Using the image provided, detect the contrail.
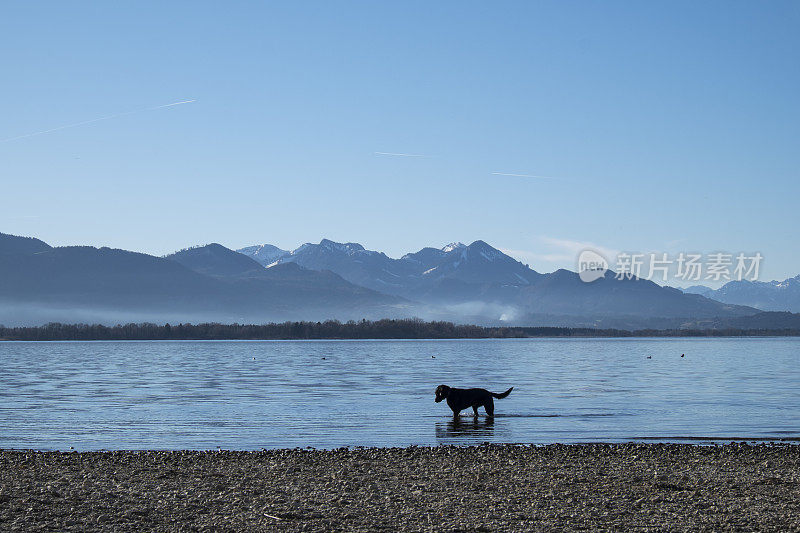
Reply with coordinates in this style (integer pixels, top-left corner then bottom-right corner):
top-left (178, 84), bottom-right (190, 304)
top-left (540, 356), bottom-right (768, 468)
top-left (374, 151), bottom-right (429, 157)
top-left (491, 172), bottom-right (560, 180)
top-left (0, 99), bottom-right (196, 143)
top-left (149, 99), bottom-right (196, 109)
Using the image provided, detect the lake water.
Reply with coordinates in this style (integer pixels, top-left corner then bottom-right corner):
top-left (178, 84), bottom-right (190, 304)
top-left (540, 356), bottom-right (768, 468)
top-left (1, 338), bottom-right (799, 450)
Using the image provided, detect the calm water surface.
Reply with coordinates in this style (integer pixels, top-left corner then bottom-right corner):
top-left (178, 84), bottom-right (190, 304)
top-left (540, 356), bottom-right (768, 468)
top-left (1, 338), bottom-right (799, 450)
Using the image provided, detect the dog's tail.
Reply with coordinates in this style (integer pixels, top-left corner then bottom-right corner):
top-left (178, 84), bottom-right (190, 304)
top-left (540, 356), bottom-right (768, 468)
top-left (491, 387), bottom-right (513, 399)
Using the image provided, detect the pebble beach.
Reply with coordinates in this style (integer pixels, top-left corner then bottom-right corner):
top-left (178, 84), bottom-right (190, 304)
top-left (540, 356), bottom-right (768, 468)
top-left (3, 443), bottom-right (800, 531)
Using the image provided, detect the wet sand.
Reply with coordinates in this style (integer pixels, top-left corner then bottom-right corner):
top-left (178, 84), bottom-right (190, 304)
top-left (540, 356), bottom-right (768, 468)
top-left (2, 443), bottom-right (800, 532)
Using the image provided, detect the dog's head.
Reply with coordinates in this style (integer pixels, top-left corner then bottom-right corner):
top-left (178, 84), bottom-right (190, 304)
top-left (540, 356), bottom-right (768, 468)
top-left (435, 384), bottom-right (450, 403)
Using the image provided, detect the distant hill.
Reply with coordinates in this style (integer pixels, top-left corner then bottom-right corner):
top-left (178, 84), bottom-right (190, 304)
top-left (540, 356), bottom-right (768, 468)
top-left (515, 270), bottom-right (753, 320)
top-left (169, 243), bottom-right (404, 311)
top-left (0, 232), bottom-right (785, 328)
top-left (167, 243), bottom-right (267, 277)
top-left (0, 232), bottom-right (51, 255)
top-left (0, 244), bottom-right (218, 305)
top-left (679, 276), bottom-right (800, 313)
top-left (681, 285), bottom-right (714, 297)
top-left (236, 244), bottom-right (288, 267)
top-left (709, 276), bottom-right (800, 312)
top-left (241, 239), bottom-right (541, 300)
top-left (0, 238), bottom-right (405, 326)
top-left (678, 311), bottom-right (800, 330)
top-left (239, 238), bottom-right (757, 324)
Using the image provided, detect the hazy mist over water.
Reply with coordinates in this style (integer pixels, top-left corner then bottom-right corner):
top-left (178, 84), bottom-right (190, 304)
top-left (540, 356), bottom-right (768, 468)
top-left (1, 338), bottom-right (799, 450)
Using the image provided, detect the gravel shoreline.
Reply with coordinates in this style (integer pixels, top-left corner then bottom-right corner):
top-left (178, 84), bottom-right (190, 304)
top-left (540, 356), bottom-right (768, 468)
top-left (2, 443), bottom-right (800, 532)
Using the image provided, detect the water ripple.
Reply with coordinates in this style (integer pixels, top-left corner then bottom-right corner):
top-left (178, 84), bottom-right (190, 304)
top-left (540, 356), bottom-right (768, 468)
top-left (0, 338), bottom-right (798, 450)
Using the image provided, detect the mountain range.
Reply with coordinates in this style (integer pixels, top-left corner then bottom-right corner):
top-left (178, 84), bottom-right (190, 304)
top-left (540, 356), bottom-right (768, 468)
top-left (237, 239), bottom-right (763, 328)
top-left (241, 239), bottom-right (540, 301)
top-left (680, 276), bottom-right (800, 313)
top-left (0, 234), bottom-right (405, 326)
top-left (1, 231), bottom-right (796, 329)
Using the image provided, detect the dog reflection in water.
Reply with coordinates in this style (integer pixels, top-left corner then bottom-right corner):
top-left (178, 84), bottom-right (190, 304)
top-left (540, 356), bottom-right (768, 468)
top-left (435, 416), bottom-right (495, 439)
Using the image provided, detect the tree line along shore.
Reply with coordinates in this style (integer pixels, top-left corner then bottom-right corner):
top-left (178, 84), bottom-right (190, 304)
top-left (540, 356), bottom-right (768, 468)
top-left (0, 319), bottom-right (798, 341)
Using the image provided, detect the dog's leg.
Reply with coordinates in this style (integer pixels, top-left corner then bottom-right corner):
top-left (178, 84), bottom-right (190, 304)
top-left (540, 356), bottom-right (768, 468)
top-left (484, 398), bottom-right (495, 417)
top-left (472, 406), bottom-right (479, 417)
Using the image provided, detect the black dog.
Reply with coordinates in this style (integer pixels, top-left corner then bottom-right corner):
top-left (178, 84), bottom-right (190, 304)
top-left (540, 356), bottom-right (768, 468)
top-left (435, 385), bottom-right (513, 417)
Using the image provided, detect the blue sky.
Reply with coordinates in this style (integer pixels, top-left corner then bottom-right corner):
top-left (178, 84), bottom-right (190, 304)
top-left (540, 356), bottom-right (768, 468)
top-left (2, 2), bottom-right (798, 283)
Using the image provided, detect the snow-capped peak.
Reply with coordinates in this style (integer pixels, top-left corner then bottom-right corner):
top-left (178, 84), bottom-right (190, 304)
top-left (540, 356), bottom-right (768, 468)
top-left (236, 243), bottom-right (289, 267)
top-left (442, 242), bottom-right (466, 253)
